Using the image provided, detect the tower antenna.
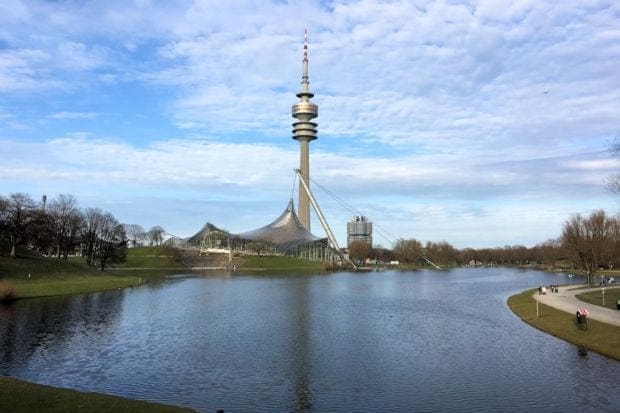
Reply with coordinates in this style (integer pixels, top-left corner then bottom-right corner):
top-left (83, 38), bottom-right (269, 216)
top-left (292, 29), bottom-right (318, 231)
top-left (304, 28), bottom-right (308, 61)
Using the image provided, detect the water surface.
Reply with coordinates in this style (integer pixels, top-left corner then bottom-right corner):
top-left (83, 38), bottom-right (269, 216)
top-left (1, 268), bottom-right (618, 412)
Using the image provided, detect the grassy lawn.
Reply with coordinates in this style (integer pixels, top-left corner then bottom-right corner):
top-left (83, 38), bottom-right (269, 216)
top-left (239, 255), bottom-right (326, 272)
top-left (576, 286), bottom-right (620, 310)
top-left (0, 247), bottom-right (186, 300)
top-left (0, 376), bottom-right (194, 413)
top-left (112, 246), bottom-right (185, 269)
top-left (0, 248), bottom-right (332, 299)
top-left (507, 289), bottom-right (620, 361)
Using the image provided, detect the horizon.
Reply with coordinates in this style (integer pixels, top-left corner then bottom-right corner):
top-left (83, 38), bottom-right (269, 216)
top-left (1, 1), bottom-right (619, 249)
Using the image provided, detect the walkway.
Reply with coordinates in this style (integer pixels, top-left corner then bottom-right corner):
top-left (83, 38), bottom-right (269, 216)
top-left (533, 285), bottom-right (620, 327)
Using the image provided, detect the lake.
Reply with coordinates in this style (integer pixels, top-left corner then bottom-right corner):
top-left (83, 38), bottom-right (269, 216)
top-left (1, 268), bottom-right (618, 412)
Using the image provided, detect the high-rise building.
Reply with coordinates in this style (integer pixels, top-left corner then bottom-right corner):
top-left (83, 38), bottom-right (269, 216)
top-left (347, 216), bottom-right (372, 248)
top-left (292, 29), bottom-right (318, 231)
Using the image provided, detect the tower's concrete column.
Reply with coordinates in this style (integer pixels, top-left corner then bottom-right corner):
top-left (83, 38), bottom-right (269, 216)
top-left (298, 139), bottom-right (310, 229)
top-left (291, 29), bottom-right (317, 231)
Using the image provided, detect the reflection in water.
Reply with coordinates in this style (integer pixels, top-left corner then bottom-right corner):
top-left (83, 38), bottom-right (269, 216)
top-left (0, 291), bottom-right (124, 377)
top-left (0, 302), bottom-right (17, 366)
top-left (290, 277), bottom-right (312, 412)
top-left (0, 269), bottom-right (618, 412)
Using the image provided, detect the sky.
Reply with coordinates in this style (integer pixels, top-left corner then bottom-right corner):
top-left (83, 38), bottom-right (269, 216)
top-left (0, 0), bottom-right (619, 249)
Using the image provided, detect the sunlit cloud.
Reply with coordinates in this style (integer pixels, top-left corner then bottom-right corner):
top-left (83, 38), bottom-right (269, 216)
top-left (0, 0), bottom-right (618, 247)
top-left (48, 112), bottom-right (99, 120)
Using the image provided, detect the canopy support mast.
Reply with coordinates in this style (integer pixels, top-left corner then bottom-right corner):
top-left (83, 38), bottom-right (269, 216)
top-left (294, 169), bottom-right (357, 270)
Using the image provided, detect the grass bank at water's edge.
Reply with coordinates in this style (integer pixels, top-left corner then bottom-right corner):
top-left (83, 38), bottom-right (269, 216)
top-left (507, 288), bottom-right (620, 361)
top-left (0, 376), bottom-right (194, 413)
top-left (0, 248), bottom-right (332, 299)
top-left (0, 247), bottom-right (186, 300)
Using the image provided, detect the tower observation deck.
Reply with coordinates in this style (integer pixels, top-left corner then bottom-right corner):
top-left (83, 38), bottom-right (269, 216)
top-left (292, 29), bottom-right (318, 231)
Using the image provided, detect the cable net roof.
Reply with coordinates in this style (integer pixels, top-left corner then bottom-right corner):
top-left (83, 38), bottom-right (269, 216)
top-left (235, 199), bottom-right (324, 245)
top-left (185, 222), bottom-right (230, 245)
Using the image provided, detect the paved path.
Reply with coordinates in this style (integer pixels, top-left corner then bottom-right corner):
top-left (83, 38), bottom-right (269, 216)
top-left (533, 285), bottom-right (620, 327)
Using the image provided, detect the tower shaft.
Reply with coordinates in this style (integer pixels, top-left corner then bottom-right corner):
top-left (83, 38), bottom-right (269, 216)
top-left (298, 139), bottom-right (310, 230)
top-left (292, 29), bottom-right (318, 231)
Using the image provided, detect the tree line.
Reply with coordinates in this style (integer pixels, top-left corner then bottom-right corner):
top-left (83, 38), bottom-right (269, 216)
top-left (2, 192), bottom-right (618, 284)
top-left (351, 210), bottom-right (619, 285)
top-left (0, 192), bottom-right (166, 270)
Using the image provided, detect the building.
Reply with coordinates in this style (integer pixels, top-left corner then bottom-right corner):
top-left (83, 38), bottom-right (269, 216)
top-left (291, 29), bottom-right (318, 231)
top-left (182, 31), bottom-right (342, 265)
top-left (183, 32), bottom-right (331, 261)
top-left (185, 200), bottom-right (332, 261)
top-left (347, 216), bottom-right (372, 248)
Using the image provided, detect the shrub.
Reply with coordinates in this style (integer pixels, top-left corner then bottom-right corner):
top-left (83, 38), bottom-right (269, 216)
top-left (0, 281), bottom-right (18, 302)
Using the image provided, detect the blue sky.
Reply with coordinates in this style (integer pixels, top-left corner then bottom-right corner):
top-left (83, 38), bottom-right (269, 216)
top-left (1, 0), bottom-right (618, 248)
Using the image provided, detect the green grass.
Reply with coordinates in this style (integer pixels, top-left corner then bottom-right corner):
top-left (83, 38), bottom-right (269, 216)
top-left (576, 286), bottom-right (620, 310)
top-left (508, 288), bottom-right (620, 361)
top-left (0, 247), bottom-right (187, 300)
top-left (0, 247), bottom-right (334, 298)
top-left (113, 246), bottom-right (184, 269)
top-left (0, 376), bottom-right (194, 412)
top-left (239, 255), bottom-right (326, 272)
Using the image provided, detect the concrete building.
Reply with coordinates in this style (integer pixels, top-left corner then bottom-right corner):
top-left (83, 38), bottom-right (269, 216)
top-left (292, 29), bottom-right (318, 231)
top-left (347, 216), bottom-right (373, 248)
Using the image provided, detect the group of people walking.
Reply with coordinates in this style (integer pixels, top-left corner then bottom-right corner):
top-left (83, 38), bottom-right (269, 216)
top-left (538, 285), bottom-right (559, 295)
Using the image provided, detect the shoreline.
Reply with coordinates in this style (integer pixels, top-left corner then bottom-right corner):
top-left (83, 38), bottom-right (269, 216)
top-left (0, 375), bottom-right (195, 412)
top-left (532, 285), bottom-right (620, 326)
top-left (507, 288), bottom-right (620, 361)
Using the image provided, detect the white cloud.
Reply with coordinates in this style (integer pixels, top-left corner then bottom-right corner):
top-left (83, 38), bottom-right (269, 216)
top-left (0, 48), bottom-right (58, 92)
top-left (0, 135), bottom-right (616, 247)
top-left (562, 158), bottom-right (620, 172)
top-left (0, 1), bottom-right (619, 248)
top-left (48, 112), bottom-right (99, 120)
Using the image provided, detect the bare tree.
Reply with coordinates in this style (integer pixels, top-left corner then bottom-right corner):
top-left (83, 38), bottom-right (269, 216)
top-left (424, 241), bottom-right (457, 266)
top-left (147, 226), bottom-right (165, 246)
top-left (348, 240), bottom-right (371, 262)
top-left (5, 193), bottom-right (36, 257)
top-left (0, 196), bottom-right (9, 250)
top-left (27, 205), bottom-right (54, 255)
top-left (95, 212), bottom-right (127, 270)
top-left (529, 239), bottom-right (563, 267)
top-left (393, 238), bottom-right (422, 264)
top-left (48, 194), bottom-right (84, 260)
top-left (0, 196), bottom-right (9, 254)
top-left (82, 208), bottom-right (104, 266)
top-left (561, 210), bottom-right (617, 286)
top-left (124, 223), bottom-right (146, 247)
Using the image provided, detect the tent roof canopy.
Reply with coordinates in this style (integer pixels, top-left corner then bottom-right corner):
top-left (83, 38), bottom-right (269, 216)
top-left (235, 199), bottom-right (325, 246)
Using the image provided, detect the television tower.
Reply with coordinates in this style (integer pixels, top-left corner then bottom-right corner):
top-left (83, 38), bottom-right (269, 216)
top-left (292, 29), bottom-right (318, 231)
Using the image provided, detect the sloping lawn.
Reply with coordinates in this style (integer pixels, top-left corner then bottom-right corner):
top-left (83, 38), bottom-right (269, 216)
top-left (0, 376), bottom-right (194, 413)
top-left (0, 247), bottom-right (186, 300)
top-left (508, 288), bottom-right (620, 361)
